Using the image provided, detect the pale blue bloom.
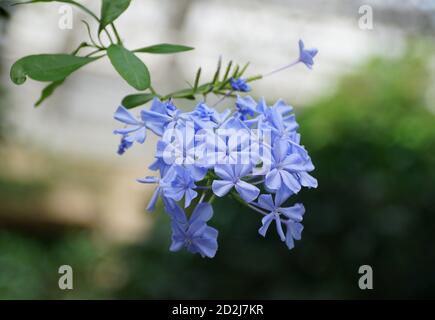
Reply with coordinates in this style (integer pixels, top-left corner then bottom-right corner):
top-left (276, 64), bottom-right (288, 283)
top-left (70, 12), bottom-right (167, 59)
top-left (164, 166), bottom-right (199, 208)
top-left (167, 202), bottom-right (218, 258)
top-left (117, 137), bottom-right (133, 155)
top-left (256, 189), bottom-right (305, 250)
top-left (212, 164), bottom-right (260, 203)
top-left (235, 95), bottom-right (256, 120)
top-left (298, 39), bottom-right (318, 69)
top-left (265, 139), bottom-right (317, 194)
top-left (113, 106), bottom-right (147, 154)
top-left (115, 84), bottom-right (317, 257)
top-left (229, 78), bottom-right (251, 92)
top-left (137, 169), bottom-right (176, 211)
top-left (141, 98), bottom-right (187, 135)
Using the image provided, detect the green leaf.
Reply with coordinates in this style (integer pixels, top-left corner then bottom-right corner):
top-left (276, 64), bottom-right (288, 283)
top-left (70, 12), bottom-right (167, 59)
top-left (107, 44), bottom-right (150, 91)
top-left (35, 79), bottom-right (65, 107)
top-left (193, 67), bottom-right (201, 91)
top-left (121, 93), bottom-right (155, 109)
top-left (134, 43), bottom-right (194, 54)
top-left (99, 0), bottom-right (131, 33)
top-left (13, 0), bottom-right (74, 4)
top-left (10, 54), bottom-right (96, 84)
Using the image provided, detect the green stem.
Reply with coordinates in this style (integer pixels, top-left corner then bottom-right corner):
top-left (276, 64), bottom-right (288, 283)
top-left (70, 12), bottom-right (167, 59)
top-left (85, 48), bottom-right (103, 57)
top-left (246, 74), bottom-right (263, 82)
top-left (68, 1), bottom-right (114, 45)
top-left (208, 194), bottom-right (216, 204)
top-left (71, 42), bottom-right (90, 55)
top-left (230, 192), bottom-right (267, 215)
top-left (111, 23), bottom-right (123, 44)
top-left (81, 20), bottom-right (105, 49)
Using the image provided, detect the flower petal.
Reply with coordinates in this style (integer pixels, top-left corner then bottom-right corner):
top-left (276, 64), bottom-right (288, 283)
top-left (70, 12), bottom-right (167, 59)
top-left (114, 106), bottom-right (140, 125)
top-left (190, 202), bottom-right (214, 225)
top-left (280, 203), bottom-right (305, 222)
top-left (235, 180), bottom-right (260, 203)
top-left (280, 170), bottom-right (301, 194)
top-left (299, 172), bottom-right (318, 188)
top-left (184, 188), bottom-right (198, 208)
top-left (212, 180), bottom-right (234, 197)
top-left (214, 165), bottom-right (234, 181)
top-left (256, 194), bottom-right (275, 211)
top-left (258, 213), bottom-right (274, 237)
top-left (265, 168), bottom-right (282, 190)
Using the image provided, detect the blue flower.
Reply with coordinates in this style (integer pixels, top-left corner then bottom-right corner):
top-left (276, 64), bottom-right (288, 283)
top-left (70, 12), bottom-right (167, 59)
top-left (212, 164), bottom-right (260, 203)
top-left (141, 98), bottom-right (186, 135)
top-left (284, 220), bottom-right (304, 250)
top-left (235, 95), bottom-right (256, 120)
top-left (256, 189), bottom-right (305, 250)
top-left (167, 202), bottom-right (219, 258)
top-left (190, 102), bottom-right (231, 130)
top-left (190, 102), bottom-right (218, 129)
top-left (205, 129), bottom-right (251, 166)
top-left (117, 92), bottom-right (317, 256)
top-left (229, 78), bottom-right (251, 92)
top-left (265, 139), bottom-right (317, 194)
top-left (298, 39), bottom-right (318, 69)
top-left (117, 137), bottom-right (133, 155)
top-left (113, 106), bottom-right (147, 154)
top-left (165, 166), bottom-right (199, 208)
top-left (137, 169), bottom-right (176, 211)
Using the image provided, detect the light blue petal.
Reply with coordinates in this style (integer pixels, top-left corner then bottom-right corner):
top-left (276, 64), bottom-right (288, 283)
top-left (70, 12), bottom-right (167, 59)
top-left (214, 165), bottom-right (234, 181)
top-left (190, 202), bottom-right (214, 225)
top-left (124, 126), bottom-right (146, 144)
top-left (256, 194), bottom-right (275, 211)
top-left (169, 239), bottom-right (185, 252)
top-left (146, 187), bottom-right (161, 212)
top-left (280, 203), bottom-right (305, 222)
top-left (275, 217), bottom-right (286, 241)
top-left (299, 172), bottom-right (318, 188)
top-left (235, 180), bottom-right (260, 203)
top-left (193, 236), bottom-right (218, 258)
top-left (113, 125), bottom-right (142, 135)
top-left (274, 187), bottom-right (293, 207)
top-left (265, 168), bottom-right (281, 190)
top-left (212, 180), bottom-right (234, 197)
top-left (280, 170), bottom-right (301, 194)
top-left (184, 188), bottom-right (198, 208)
top-left (258, 214), bottom-right (274, 237)
top-left (272, 139), bottom-right (289, 163)
top-left (114, 106), bottom-right (140, 125)
top-left (137, 176), bottom-right (158, 184)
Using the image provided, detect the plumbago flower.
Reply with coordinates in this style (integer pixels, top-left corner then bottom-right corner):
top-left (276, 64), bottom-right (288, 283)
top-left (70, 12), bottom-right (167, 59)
top-left (113, 39), bottom-right (318, 258)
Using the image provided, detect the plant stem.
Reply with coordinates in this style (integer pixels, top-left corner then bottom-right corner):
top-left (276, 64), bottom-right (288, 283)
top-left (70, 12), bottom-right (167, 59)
top-left (68, 1), bottom-right (114, 45)
top-left (230, 191), bottom-right (266, 215)
top-left (85, 48), bottom-right (103, 57)
top-left (111, 22), bottom-right (123, 44)
top-left (198, 191), bottom-right (207, 204)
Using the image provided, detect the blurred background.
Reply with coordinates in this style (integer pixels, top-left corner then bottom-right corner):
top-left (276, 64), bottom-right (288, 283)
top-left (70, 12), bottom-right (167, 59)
top-left (0, 0), bottom-right (434, 299)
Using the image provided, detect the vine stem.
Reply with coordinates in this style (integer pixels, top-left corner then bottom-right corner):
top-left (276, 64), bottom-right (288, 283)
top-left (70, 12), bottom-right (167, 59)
top-left (111, 23), bottom-right (123, 44)
top-left (262, 60), bottom-right (299, 77)
top-left (212, 89), bottom-right (234, 107)
top-left (230, 192), bottom-right (267, 216)
top-left (62, 1), bottom-right (115, 45)
top-left (198, 191), bottom-right (207, 204)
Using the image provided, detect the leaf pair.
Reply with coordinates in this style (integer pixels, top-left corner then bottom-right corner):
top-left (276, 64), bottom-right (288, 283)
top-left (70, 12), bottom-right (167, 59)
top-left (9, 0), bottom-right (195, 107)
top-left (107, 43), bottom-right (195, 92)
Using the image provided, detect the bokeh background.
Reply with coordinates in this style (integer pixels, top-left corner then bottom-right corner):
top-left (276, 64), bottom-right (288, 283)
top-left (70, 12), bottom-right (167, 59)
top-left (0, 0), bottom-right (434, 299)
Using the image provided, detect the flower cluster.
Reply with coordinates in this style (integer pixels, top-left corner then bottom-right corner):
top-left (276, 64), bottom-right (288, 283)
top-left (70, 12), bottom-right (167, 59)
top-left (113, 39), bottom-right (318, 258)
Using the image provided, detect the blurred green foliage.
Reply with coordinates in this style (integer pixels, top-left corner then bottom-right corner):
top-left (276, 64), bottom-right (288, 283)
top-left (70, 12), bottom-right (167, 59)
top-left (0, 47), bottom-right (434, 299)
top-left (0, 232), bottom-right (114, 299)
